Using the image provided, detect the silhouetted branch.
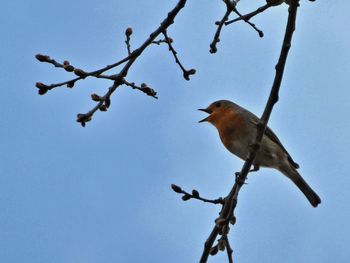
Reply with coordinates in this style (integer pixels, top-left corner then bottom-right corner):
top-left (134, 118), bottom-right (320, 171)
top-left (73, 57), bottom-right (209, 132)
top-left (35, 0), bottom-right (192, 127)
top-left (225, 1), bottom-right (276, 26)
top-left (162, 30), bottom-right (196, 80)
top-left (152, 37), bottom-right (173, 45)
top-left (223, 235), bottom-right (233, 263)
top-left (122, 80), bottom-right (158, 99)
top-left (210, 0), bottom-right (267, 54)
top-left (171, 184), bottom-right (224, 205)
top-left (225, 0), bottom-right (315, 26)
top-left (210, 8), bottom-right (232, 54)
top-left (174, 1), bottom-right (301, 262)
top-left (125, 27), bottom-right (133, 55)
top-left (231, 7), bottom-right (264, 37)
top-left (35, 52), bottom-right (133, 92)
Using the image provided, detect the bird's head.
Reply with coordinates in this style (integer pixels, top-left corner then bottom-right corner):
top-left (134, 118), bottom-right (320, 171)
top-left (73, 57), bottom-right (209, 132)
top-left (198, 100), bottom-right (234, 124)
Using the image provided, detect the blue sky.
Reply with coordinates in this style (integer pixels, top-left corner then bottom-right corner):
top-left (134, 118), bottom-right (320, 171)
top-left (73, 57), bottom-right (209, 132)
top-left (1, 1), bottom-right (349, 262)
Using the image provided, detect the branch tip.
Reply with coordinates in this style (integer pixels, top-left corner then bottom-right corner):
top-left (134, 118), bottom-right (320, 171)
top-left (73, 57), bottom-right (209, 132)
top-left (35, 54), bottom-right (50, 62)
top-left (171, 184), bottom-right (183, 193)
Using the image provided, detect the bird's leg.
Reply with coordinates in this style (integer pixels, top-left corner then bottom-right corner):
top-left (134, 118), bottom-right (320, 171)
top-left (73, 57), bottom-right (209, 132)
top-left (249, 165), bottom-right (260, 173)
top-left (234, 165), bottom-right (259, 184)
top-left (235, 165), bottom-right (259, 177)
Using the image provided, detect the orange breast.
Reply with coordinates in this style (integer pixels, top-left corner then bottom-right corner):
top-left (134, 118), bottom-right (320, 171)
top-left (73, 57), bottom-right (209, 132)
top-left (210, 109), bottom-right (245, 146)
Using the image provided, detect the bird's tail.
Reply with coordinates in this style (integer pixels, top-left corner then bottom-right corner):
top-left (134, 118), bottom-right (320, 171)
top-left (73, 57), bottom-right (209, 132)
top-left (279, 165), bottom-right (321, 207)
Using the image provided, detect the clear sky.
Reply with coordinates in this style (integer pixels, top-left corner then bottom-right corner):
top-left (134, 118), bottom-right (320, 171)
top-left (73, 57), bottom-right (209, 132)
top-left (1, 1), bottom-right (349, 262)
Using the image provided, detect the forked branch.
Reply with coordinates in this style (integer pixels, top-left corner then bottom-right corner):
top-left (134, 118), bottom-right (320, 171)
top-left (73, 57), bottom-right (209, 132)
top-left (35, 0), bottom-right (193, 127)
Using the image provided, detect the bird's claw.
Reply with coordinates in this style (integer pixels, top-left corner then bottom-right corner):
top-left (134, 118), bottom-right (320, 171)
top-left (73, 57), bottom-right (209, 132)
top-left (249, 165), bottom-right (260, 173)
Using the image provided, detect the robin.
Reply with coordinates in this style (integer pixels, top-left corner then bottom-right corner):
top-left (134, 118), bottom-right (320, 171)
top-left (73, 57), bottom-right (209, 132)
top-left (198, 100), bottom-right (321, 207)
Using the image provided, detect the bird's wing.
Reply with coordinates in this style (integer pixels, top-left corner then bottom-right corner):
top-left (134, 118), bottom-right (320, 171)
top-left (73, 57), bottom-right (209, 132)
top-left (247, 115), bottom-right (300, 169)
top-left (264, 126), bottom-right (300, 169)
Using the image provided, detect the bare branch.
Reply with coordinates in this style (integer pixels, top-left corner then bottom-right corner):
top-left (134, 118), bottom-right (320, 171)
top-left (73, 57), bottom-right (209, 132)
top-left (209, 0), bottom-right (239, 54)
top-left (122, 80), bottom-right (158, 99)
top-left (225, 0), bottom-right (280, 26)
top-left (125, 27), bottom-right (133, 55)
top-left (198, 1), bottom-right (301, 262)
top-left (36, 0), bottom-right (190, 126)
top-left (35, 53), bottom-right (133, 92)
top-left (231, 7), bottom-right (264, 37)
top-left (223, 235), bottom-right (233, 263)
top-left (210, 8), bottom-right (232, 54)
top-left (171, 184), bottom-right (224, 205)
top-left (152, 37), bottom-right (173, 45)
top-left (210, 0), bottom-right (264, 54)
top-left (162, 30), bottom-right (196, 80)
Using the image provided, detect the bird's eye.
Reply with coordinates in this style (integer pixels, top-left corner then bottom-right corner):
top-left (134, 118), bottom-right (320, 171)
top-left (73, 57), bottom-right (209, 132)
top-left (215, 102), bottom-right (221, 108)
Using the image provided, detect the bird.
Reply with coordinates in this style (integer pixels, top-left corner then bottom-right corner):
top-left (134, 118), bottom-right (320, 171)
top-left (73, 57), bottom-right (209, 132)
top-left (198, 99), bottom-right (321, 207)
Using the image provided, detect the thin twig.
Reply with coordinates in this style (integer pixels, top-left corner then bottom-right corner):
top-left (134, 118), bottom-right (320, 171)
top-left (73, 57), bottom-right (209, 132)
top-left (162, 30), bottom-right (196, 80)
top-left (35, 53), bottom-right (133, 91)
top-left (152, 38), bottom-right (172, 45)
top-left (125, 27), bottom-right (133, 55)
top-left (171, 184), bottom-right (224, 205)
top-left (209, 0), bottom-right (263, 53)
top-left (210, 8), bottom-right (232, 54)
top-left (223, 235), bottom-right (233, 263)
top-left (225, 1), bottom-right (275, 26)
top-left (231, 7), bottom-right (264, 37)
top-left (122, 79), bottom-right (158, 99)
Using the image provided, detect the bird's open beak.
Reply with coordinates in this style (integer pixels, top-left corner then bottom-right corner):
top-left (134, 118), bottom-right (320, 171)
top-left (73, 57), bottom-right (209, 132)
top-left (198, 108), bottom-right (212, 123)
